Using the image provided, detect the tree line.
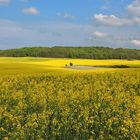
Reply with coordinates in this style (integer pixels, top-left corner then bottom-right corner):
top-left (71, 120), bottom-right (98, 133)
top-left (0, 46), bottom-right (140, 59)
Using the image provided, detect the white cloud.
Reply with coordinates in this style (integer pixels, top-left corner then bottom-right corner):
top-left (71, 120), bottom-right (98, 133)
top-left (22, 7), bottom-right (40, 15)
top-left (133, 17), bottom-right (140, 25)
top-left (57, 12), bottom-right (75, 20)
top-left (0, 18), bottom-right (139, 49)
top-left (127, 0), bottom-right (140, 25)
top-left (0, 19), bottom-right (37, 39)
top-left (0, 19), bottom-right (94, 49)
top-left (93, 1), bottom-right (140, 27)
top-left (131, 39), bottom-right (140, 46)
top-left (128, 0), bottom-right (140, 17)
top-left (0, 0), bottom-right (10, 5)
top-left (92, 31), bottom-right (107, 38)
top-left (94, 14), bottom-right (131, 26)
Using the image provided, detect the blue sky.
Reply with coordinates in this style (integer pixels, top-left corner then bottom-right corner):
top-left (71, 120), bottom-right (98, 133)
top-left (0, 0), bottom-right (140, 49)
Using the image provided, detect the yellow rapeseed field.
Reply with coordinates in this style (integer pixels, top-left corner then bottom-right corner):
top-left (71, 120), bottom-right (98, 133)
top-left (0, 57), bottom-right (140, 139)
top-left (0, 57), bottom-right (140, 75)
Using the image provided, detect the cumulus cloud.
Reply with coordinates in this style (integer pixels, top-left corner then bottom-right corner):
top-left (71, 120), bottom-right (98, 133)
top-left (92, 31), bottom-right (107, 38)
top-left (131, 39), bottom-right (140, 46)
top-left (128, 0), bottom-right (140, 17)
top-left (93, 1), bottom-right (140, 27)
top-left (0, 0), bottom-right (10, 5)
top-left (22, 7), bottom-right (40, 15)
top-left (127, 0), bottom-right (140, 25)
top-left (94, 14), bottom-right (131, 26)
top-left (57, 12), bottom-right (75, 20)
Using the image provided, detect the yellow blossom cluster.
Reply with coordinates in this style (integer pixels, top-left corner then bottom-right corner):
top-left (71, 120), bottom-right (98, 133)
top-left (0, 69), bottom-right (140, 139)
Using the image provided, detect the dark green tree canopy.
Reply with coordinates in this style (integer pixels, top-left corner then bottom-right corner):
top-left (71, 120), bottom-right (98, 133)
top-left (0, 46), bottom-right (140, 59)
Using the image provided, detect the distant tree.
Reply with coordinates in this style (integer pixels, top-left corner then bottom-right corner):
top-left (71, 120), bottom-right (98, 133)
top-left (0, 46), bottom-right (140, 59)
top-left (69, 62), bottom-right (73, 66)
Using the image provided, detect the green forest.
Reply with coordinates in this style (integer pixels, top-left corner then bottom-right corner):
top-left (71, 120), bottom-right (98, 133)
top-left (0, 46), bottom-right (140, 59)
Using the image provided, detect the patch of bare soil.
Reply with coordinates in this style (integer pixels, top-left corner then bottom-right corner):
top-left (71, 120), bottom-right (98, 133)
top-left (65, 65), bottom-right (103, 70)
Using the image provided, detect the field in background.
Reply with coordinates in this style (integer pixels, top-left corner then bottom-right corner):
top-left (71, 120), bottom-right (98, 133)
top-left (0, 57), bottom-right (140, 75)
top-left (0, 57), bottom-right (140, 139)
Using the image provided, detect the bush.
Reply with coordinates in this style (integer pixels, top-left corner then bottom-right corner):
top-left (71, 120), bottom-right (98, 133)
top-left (112, 65), bottom-right (130, 68)
top-left (69, 62), bottom-right (73, 66)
